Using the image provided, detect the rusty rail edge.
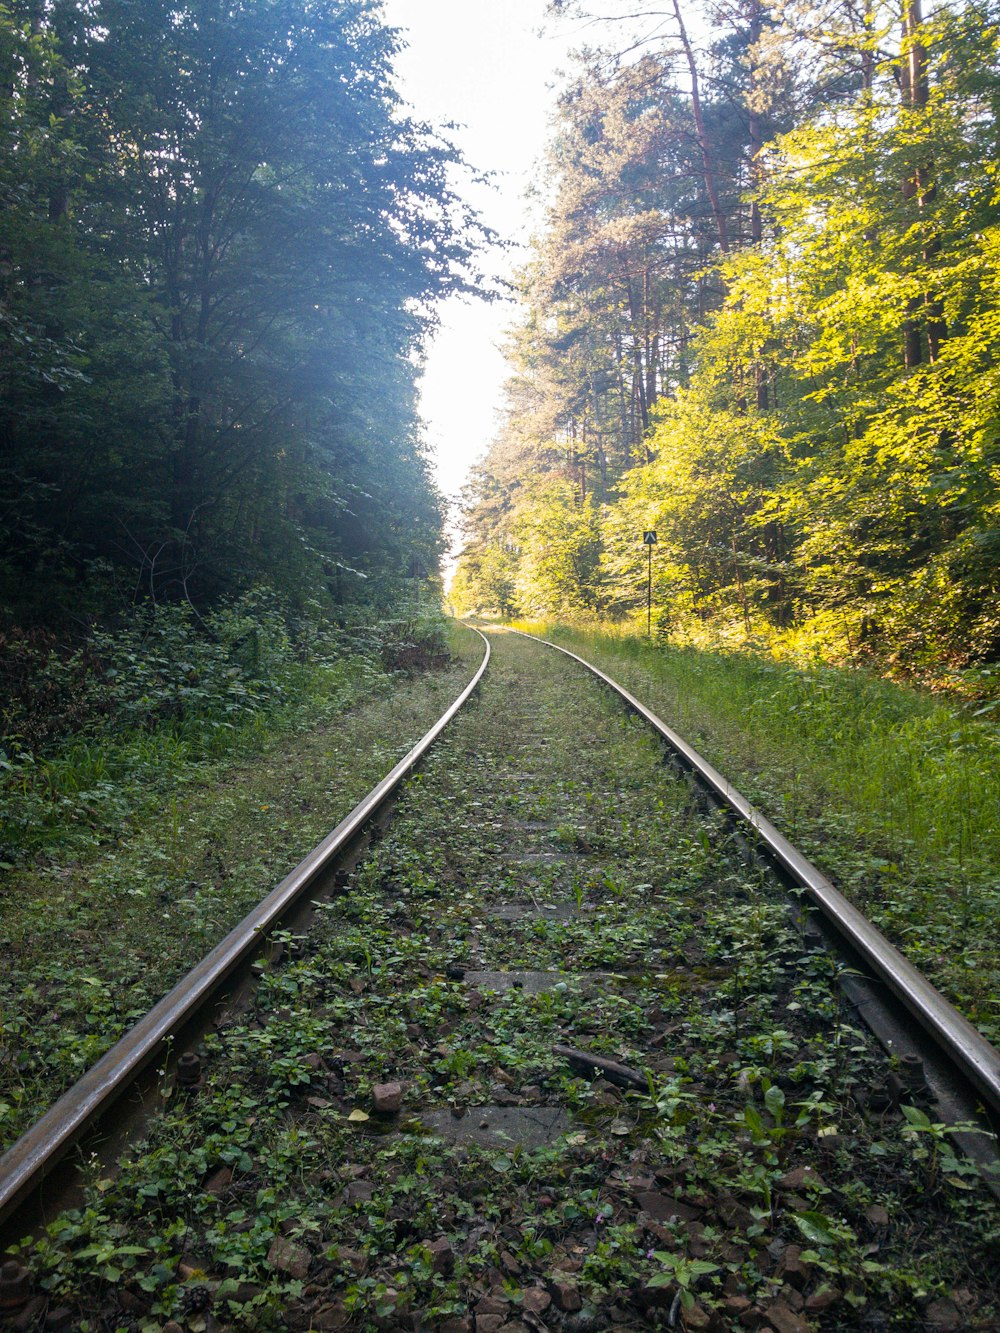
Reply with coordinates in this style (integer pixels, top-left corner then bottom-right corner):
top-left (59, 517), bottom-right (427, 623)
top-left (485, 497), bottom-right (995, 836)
top-left (518, 630), bottom-right (1000, 1118)
top-left (0, 629), bottom-right (491, 1228)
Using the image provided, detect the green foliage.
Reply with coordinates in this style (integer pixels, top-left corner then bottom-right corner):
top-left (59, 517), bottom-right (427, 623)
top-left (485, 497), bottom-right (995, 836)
top-left (0, 594), bottom-right (456, 865)
top-left (460, 0), bottom-right (1000, 677)
top-left (0, 0), bottom-right (482, 624)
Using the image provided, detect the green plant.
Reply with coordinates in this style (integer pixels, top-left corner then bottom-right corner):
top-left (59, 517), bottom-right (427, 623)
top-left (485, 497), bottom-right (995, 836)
top-left (899, 1106), bottom-right (993, 1191)
top-left (646, 1251), bottom-right (720, 1310)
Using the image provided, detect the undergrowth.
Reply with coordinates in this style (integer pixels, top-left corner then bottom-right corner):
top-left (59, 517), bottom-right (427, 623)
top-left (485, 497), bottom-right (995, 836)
top-left (0, 593), bottom-right (451, 868)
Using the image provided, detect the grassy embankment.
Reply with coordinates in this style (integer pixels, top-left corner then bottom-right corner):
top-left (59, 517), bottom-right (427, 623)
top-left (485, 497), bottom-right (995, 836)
top-left (510, 620), bottom-right (1000, 1048)
top-left (0, 610), bottom-right (484, 1148)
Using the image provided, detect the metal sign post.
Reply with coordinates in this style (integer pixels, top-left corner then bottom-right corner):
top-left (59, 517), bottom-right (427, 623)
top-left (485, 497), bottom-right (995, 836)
top-left (642, 530), bottom-right (657, 636)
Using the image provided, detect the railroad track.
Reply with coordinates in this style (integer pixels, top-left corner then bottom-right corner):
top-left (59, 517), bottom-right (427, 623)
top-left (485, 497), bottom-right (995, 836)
top-left (1, 626), bottom-right (998, 1331)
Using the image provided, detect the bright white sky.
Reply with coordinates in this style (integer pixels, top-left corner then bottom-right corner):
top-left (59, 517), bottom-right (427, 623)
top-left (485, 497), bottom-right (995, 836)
top-left (380, 1), bottom-right (582, 511)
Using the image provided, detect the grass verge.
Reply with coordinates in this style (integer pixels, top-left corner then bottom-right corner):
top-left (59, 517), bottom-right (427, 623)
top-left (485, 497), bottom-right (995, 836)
top-left (510, 620), bottom-right (1000, 1047)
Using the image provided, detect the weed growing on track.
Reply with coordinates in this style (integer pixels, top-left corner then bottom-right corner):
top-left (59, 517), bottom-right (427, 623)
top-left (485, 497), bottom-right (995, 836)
top-left (0, 618), bottom-right (483, 1149)
top-left (511, 621), bottom-right (1000, 1047)
top-left (8, 630), bottom-right (998, 1331)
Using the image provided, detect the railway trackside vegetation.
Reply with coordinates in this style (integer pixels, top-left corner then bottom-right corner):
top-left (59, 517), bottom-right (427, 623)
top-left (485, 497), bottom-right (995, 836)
top-left (0, 612), bottom-right (483, 1149)
top-left (6, 631), bottom-right (997, 1331)
top-left (511, 621), bottom-right (1000, 1047)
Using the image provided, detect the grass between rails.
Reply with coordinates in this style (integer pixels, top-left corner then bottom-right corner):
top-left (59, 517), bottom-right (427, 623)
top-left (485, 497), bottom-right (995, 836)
top-left (6, 629), bottom-right (998, 1332)
top-left (508, 621), bottom-right (1000, 1048)
top-left (0, 620), bottom-right (485, 1150)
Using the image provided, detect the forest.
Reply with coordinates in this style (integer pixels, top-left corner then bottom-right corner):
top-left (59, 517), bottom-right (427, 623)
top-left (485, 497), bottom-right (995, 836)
top-left (454, 0), bottom-right (1000, 680)
top-left (1, 0), bottom-right (481, 629)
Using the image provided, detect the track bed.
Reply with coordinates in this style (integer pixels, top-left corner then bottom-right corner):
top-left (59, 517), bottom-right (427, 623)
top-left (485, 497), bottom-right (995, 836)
top-left (3, 630), bottom-right (998, 1331)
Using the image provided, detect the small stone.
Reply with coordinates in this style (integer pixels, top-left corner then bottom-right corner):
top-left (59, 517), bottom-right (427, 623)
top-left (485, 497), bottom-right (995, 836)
top-left (438, 1319), bottom-right (472, 1333)
top-left (372, 1080), bottom-right (403, 1113)
top-left (521, 1288), bottom-right (551, 1316)
top-left (925, 1298), bottom-right (962, 1329)
top-left (333, 1247), bottom-right (367, 1275)
top-left (764, 1298), bottom-right (812, 1333)
top-left (716, 1194), bottom-right (753, 1228)
top-left (302, 1052), bottom-right (324, 1070)
top-left (266, 1236), bottom-right (311, 1280)
top-left (865, 1203), bottom-right (890, 1228)
top-left (635, 1279), bottom-right (675, 1310)
top-left (738, 1309), bottom-right (765, 1329)
top-left (521, 1084), bottom-right (542, 1100)
top-left (500, 1250), bottom-right (522, 1276)
top-left (724, 1296), bottom-right (752, 1315)
top-left (343, 1179), bottom-right (374, 1204)
top-left (635, 1190), bottom-right (702, 1223)
top-left (476, 1318), bottom-right (504, 1333)
top-left (476, 1295), bottom-right (509, 1316)
top-left (548, 1278), bottom-right (582, 1312)
top-left (117, 1291), bottom-right (149, 1315)
top-left (44, 1310), bottom-right (75, 1331)
top-left (427, 1237), bottom-right (454, 1276)
top-left (232, 1282), bottom-right (264, 1303)
top-left (160, 1324), bottom-right (184, 1333)
top-left (777, 1245), bottom-right (814, 1290)
top-left (681, 1303), bottom-right (714, 1330)
top-left (204, 1165), bottom-right (233, 1194)
top-left (310, 1302), bottom-right (349, 1330)
top-left (805, 1285), bottom-right (842, 1312)
top-left (778, 1166), bottom-right (826, 1192)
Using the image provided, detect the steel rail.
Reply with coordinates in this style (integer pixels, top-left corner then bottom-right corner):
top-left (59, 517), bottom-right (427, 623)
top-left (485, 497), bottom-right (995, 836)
top-left (517, 630), bottom-right (1000, 1118)
top-left (0, 630), bottom-right (491, 1228)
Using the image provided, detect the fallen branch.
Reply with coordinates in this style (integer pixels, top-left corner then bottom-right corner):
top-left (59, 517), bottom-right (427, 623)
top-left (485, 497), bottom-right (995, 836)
top-left (553, 1045), bottom-right (647, 1091)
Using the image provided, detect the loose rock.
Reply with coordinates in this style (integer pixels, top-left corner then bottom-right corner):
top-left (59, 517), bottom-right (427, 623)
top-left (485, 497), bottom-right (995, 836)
top-left (266, 1236), bottom-right (311, 1280)
top-left (372, 1080), bottom-right (403, 1113)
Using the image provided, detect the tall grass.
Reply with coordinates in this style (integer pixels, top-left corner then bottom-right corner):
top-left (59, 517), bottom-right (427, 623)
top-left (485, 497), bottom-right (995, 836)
top-left (512, 619), bottom-right (1000, 1040)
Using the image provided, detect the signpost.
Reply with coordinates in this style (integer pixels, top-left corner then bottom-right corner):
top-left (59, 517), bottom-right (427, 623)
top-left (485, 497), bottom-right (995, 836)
top-left (643, 530), bottom-right (657, 637)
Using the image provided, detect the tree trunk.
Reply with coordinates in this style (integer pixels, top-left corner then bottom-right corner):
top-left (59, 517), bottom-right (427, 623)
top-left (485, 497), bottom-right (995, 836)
top-left (672, 0), bottom-right (729, 253)
top-left (901, 0), bottom-right (946, 364)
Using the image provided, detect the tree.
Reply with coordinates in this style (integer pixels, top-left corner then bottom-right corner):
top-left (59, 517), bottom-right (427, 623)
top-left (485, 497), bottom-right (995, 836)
top-left (1, 0), bottom-right (483, 624)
